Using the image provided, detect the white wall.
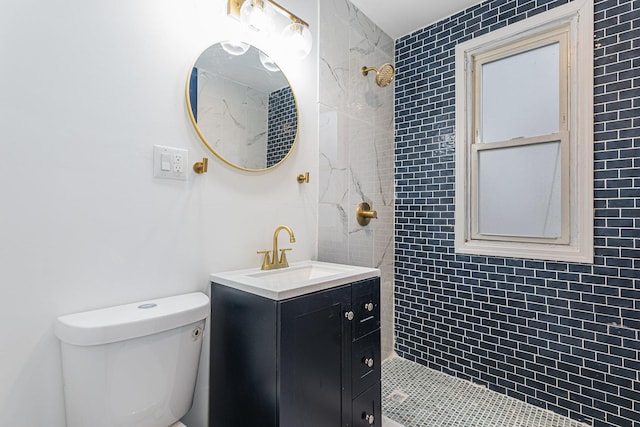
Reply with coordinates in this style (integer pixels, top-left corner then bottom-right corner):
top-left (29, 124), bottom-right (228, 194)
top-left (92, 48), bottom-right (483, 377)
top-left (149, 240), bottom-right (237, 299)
top-left (0, 0), bottom-right (318, 425)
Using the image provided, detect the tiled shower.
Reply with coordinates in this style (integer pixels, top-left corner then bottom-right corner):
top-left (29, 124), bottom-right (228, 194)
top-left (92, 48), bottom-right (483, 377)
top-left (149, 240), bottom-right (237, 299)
top-left (394, 0), bottom-right (640, 426)
top-left (321, 0), bottom-right (638, 426)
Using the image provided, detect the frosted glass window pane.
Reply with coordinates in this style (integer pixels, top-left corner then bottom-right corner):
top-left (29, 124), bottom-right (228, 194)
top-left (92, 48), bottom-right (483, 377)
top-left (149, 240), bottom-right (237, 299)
top-left (477, 141), bottom-right (562, 238)
top-left (481, 43), bottom-right (560, 143)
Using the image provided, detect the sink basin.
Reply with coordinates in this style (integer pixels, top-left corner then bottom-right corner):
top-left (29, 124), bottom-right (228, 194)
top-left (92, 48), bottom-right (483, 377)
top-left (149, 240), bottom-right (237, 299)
top-left (210, 261), bottom-right (380, 300)
top-left (246, 263), bottom-right (347, 284)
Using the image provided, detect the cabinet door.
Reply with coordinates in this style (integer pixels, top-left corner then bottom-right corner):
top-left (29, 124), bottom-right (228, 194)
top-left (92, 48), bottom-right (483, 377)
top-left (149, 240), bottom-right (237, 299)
top-left (279, 285), bottom-right (351, 427)
top-left (210, 283), bottom-right (278, 427)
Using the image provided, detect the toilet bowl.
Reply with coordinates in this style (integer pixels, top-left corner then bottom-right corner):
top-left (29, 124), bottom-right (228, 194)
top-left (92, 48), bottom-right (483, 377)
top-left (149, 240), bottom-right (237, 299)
top-left (55, 292), bottom-right (210, 427)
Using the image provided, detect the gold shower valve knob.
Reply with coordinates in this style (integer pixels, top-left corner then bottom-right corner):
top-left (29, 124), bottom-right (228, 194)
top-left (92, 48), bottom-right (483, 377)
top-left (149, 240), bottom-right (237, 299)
top-left (356, 202), bottom-right (378, 226)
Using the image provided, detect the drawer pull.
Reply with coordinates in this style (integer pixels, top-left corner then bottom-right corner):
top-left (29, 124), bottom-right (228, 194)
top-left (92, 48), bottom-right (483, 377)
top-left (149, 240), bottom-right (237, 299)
top-left (363, 413), bottom-right (375, 425)
top-left (363, 357), bottom-right (374, 368)
top-left (345, 311), bottom-right (355, 321)
top-left (364, 302), bottom-right (374, 312)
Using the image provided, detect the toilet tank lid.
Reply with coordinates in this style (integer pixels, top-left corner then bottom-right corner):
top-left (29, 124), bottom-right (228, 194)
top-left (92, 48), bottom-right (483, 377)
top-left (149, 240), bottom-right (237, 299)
top-left (55, 292), bottom-right (210, 346)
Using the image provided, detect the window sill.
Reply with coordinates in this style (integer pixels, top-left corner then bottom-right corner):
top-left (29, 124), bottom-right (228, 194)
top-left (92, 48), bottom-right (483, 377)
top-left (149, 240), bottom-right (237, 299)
top-left (455, 238), bottom-right (593, 264)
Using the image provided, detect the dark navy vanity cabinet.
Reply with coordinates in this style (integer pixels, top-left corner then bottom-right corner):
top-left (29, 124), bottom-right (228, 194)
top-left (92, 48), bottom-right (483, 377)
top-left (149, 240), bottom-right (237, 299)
top-left (209, 276), bottom-right (381, 427)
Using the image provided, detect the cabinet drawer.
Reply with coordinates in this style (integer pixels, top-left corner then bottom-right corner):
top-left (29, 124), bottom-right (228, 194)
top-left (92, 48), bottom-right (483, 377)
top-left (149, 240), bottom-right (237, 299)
top-left (352, 278), bottom-right (380, 340)
top-left (352, 383), bottom-right (381, 427)
top-left (352, 329), bottom-right (381, 397)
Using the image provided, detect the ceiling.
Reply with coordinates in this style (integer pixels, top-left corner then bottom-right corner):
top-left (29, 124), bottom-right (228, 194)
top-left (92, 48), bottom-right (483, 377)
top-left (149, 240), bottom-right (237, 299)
top-left (349, 0), bottom-right (484, 40)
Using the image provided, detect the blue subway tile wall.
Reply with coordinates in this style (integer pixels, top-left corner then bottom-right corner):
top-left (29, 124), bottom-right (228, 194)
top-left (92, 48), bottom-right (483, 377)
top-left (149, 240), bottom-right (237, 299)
top-left (267, 86), bottom-right (297, 168)
top-left (394, 1), bottom-right (640, 426)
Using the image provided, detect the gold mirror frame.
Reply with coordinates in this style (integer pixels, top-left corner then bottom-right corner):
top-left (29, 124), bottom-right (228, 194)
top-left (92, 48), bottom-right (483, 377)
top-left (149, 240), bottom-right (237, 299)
top-left (185, 42), bottom-right (299, 172)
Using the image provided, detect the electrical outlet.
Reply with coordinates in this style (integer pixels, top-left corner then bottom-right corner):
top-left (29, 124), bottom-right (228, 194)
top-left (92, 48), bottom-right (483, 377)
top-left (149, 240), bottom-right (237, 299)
top-left (173, 153), bottom-right (184, 173)
top-left (153, 145), bottom-right (188, 181)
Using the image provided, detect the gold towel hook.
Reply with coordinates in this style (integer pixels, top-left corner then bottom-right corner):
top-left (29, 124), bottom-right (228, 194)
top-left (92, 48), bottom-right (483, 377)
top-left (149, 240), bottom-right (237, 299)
top-left (193, 157), bottom-right (208, 174)
top-left (297, 172), bottom-right (310, 184)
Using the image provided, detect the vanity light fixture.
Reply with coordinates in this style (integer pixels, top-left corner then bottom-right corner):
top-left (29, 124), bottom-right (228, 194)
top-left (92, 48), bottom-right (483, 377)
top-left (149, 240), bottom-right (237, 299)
top-left (239, 0), bottom-right (269, 33)
top-left (227, 0), bottom-right (312, 59)
top-left (281, 20), bottom-right (312, 59)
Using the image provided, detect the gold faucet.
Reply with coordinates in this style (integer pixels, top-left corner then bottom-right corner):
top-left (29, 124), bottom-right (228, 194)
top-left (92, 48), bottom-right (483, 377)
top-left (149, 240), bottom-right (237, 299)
top-left (257, 225), bottom-right (296, 270)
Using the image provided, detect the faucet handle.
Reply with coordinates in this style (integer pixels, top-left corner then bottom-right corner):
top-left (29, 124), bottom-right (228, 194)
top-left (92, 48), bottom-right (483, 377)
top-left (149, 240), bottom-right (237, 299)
top-left (279, 248), bottom-right (292, 267)
top-left (257, 250), bottom-right (272, 270)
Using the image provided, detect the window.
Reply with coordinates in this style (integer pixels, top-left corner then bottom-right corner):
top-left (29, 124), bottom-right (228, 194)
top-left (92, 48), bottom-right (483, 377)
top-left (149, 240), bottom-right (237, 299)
top-left (455, 0), bottom-right (593, 263)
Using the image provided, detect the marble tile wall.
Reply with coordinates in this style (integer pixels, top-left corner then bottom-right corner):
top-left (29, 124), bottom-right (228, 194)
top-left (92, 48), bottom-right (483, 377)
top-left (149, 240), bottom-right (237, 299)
top-left (197, 70), bottom-right (268, 169)
top-left (318, 0), bottom-right (395, 359)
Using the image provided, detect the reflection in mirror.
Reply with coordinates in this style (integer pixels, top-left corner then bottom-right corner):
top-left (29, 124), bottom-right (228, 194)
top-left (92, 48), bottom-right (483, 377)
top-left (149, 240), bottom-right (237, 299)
top-left (186, 42), bottom-right (298, 171)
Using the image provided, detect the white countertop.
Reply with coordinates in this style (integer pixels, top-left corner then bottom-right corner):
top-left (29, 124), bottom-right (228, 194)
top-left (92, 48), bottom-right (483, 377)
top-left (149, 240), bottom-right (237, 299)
top-left (210, 260), bottom-right (380, 300)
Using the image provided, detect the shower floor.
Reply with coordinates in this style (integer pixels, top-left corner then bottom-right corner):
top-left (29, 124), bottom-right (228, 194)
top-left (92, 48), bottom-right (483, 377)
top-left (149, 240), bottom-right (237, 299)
top-left (381, 357), bottom-right (588, 427)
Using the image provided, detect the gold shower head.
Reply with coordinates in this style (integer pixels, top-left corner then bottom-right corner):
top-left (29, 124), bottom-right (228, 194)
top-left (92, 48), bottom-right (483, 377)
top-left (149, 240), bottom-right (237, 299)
top-left (361, 63), bottom-right (395, 88)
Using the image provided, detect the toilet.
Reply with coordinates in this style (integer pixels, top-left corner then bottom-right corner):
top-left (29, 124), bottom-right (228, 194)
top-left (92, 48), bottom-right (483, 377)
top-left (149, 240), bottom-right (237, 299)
top-left (54, 292), bottom-right (210, 427)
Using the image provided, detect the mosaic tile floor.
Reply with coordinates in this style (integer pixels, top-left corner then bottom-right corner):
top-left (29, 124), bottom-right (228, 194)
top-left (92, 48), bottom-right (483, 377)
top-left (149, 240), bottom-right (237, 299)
top-left (381, 357), bottom-right (589, 427)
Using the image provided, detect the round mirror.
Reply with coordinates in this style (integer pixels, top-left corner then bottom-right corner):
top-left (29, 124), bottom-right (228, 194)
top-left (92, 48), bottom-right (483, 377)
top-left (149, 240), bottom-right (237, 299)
top-left (186, 41), bottom-right (299, 171)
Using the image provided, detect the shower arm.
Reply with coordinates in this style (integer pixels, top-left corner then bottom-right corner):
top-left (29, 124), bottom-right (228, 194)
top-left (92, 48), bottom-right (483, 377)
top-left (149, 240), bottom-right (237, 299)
top-left (361, 66), bottom-right (378, 76)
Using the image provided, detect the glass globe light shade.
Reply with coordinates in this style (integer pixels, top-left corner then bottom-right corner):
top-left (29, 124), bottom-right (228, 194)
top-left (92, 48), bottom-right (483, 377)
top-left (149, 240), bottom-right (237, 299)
top-left (281, 22), bottom-right (312, 59)
top-left (220, 40), bottom-right (250, 56)
top-left (240, 0), bottom-right (269, 33)
top-left (259, 52), bottom-right (280, 72)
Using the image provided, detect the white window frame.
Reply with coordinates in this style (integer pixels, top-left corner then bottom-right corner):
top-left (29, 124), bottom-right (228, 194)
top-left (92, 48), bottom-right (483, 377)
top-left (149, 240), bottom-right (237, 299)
top-left (455, 0), bottom-right (593, 263)
top-left (471, 29), bottom-right (570, 244)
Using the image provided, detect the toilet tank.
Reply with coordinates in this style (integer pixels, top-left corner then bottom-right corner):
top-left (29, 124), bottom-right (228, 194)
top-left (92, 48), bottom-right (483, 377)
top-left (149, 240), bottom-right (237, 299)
top-left (55, 292), bottom-right (210, 427)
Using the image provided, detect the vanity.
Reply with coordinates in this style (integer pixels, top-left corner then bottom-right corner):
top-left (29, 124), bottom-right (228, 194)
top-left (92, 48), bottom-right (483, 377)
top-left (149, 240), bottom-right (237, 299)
top-left (209, 261), bottom-right (381, 427)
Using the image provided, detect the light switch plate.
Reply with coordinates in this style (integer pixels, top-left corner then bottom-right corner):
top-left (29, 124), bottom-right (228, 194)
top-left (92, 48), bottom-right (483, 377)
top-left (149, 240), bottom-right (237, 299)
top-left (153, 145), bottom-right (188, 181)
